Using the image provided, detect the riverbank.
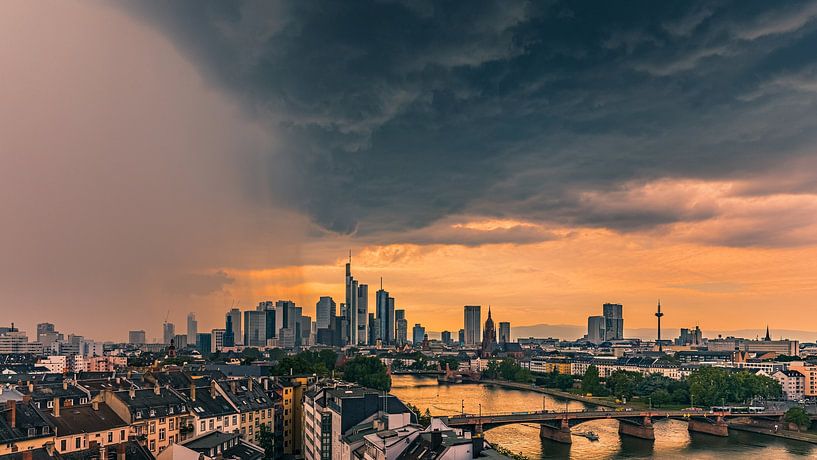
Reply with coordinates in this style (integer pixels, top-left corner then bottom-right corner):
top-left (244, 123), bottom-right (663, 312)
top-left (729, 424), bottom-right (817, 444)
top-left (477, 379), bottom-right (619, 408)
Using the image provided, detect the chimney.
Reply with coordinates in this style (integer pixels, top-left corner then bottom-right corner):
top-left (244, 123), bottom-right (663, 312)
top-left (63, 380), bottom-right (68, 390)
top-left (154, 383), bottom-right (161, 396)
top-left (92, 400), bottom-right (99, 411)
top-left (117, 442), bottom-right (126, 460)
top-left (263, 378), bottom-right (269, 391)
top-left (229, 381), bottom-right (237, 394)
top-left (53, 397), bottom-right (60, 417)
top-left (129, 387), bottom-right (136, 399)
top-left (431, 430), bottom-right (442, 449)
top-left (190, 383), bottom-right (196, 402)
top-left (5, 401), bottom-right (16, 429)
top-left (248, 378), bottom-right (253, 392)
top-left (27, 381), bottom-right (33, 392)
top-left (210, 379), bottom-right (217, 399)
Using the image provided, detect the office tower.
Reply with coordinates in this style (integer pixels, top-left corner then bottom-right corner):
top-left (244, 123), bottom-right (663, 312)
top-left (587, 316), bottom-right (606, 344)
top-left (37, 323), bottom-right (62, 348)
top-left (316, 296), bottom-right (336, 330)
top-left (458, 329), bottom-right (465, 345)
top-left (196, 333), bottom-right (211, 356)
top-left (375, 281), bottom-right (395, 345)
top-left (394, 309), bottom-right (405, 342)
top-left (243, 310), bottom-right (267, 347)
top-left (257, 302), bottom-right (276, 343)
top-left (301, 315), bottom-right (312, 346)
top-left (341, 255), bottom-right (368, 346)
top-left (227, 308), bottom-right (242, 345)
top-left (464, 305), bottom-right (481, 345)
top-left (356, 284), bottom-right (369, 345)
top-left (187, 313), bottom-right (198, 346)
top-left (211, 329), bottom-right (225, 352)
top-left (163, 322), bottom-right (175, 345)
top-left (294, 306), bottom-right (303, 347)
top-left (368, 313), bottom-right (378, 345)
top-left (498, 322), bottom-right (511, 344)
top-left (396, 319), bottom-right (408, 346)
top-left (223, 314), bottom-right (235, 347)
top-left (128, 330), bottom-right (146, 345)
top-left (173, 334), bottom-right (187, 349)
top-left (275, 300), bottom-right (295, 339)
top-left (412, 324), bottom-right (425, 345)
top-left (441, 331), bottom-right (452, 344)
top-left (602, 303), bottom-right (624, 340)
top-left (480, 307), bottom-right (496, 358)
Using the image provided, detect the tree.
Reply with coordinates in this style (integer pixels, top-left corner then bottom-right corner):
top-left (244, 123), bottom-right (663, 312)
top-left (341, 356), bottom-right (391, 391)
top-left (406, 403), bottom-right (432, 427)
top-left (785, 407), bottom-right (811, 431)
top-left (581, 366), bottom-right (607, 395)
top-left (241, 347), bottom-right (262, 364)
top-left (687, 367), bottom-right (781, 406)
top-left (258, 423), bottom-right (275, 457)
top-left (606, 370), bottom-right (643, 400)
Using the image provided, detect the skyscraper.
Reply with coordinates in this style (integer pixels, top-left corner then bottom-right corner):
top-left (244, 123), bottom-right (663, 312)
top-left (257, 302), bottom-right (276, 343)
top-left (498, 322), bottom-right (511, 344)
top-left (368, 312), bottom-right (378, 345)
top-left (316, 296), bottom-right (336, 330)
top-left (412, 324), bottom-right (425, 345)
top-left (187, 313), bottom-right (198, 346)
top-left (396, 319), bottom-right (408, 346)
top-left (464, 305), bottom-right (481, 345)
top-left (243, 310), bottom-right (266, 347)
top-left (602, 303), bottom-right (624, 340)
top-left (587, 316), bottom-right (606, 344)
top-left (129, 330), bottom-right (146, 345)
top-left (344, 255), bottom-right (369, 345)
top-left (356, 283), bottom-right (369, 345)
top-left (458, 329), bottom-right (465, 345)
top-left (441, 331), bottom-right (452, 344)
top-left (196, 333), bottom-right (211, 356)
top-left (223, 313), bottom-right (235, 347)
top-left (227, 308), bottom-right (242, 345)
top-left (163, 322), bottom-right (175, 345)
top-left (375, 280), bottom-right (394, 345)
top-left (395, 309), bottom-right (405, 342)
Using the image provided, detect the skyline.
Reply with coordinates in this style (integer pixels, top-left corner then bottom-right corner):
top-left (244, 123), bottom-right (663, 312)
top-left (4, 0), bottom-right (817, 340)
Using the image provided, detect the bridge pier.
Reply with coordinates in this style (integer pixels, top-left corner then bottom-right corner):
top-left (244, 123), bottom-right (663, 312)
top-left (539, 418), bottom-right (572, 444)
top-left (688, 416), bottom-right (729, 437)
top-left (618, 416), bottom-right (655, 440)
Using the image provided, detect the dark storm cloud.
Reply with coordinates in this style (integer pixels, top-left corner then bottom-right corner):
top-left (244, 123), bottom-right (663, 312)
top-left (122, 0), bottom-right (817, 245)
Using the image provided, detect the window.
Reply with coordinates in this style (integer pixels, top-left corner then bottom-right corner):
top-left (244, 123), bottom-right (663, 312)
top-left (209, 419), bottom-right (214, 430)
top-left (150, 409), bottom-right (156, 417)
top-left (75, 437), bottom-right (81, 449)
top-left (60, 440), bottom-right (66, 451)
top-left (232, 415), bottom-right (237, 425)
top-left (224, 416), bottom-right (230, 426)
top-left (159, 417), bottom-right (166, 424)
top-left (241, 414), bottom-right (246, 422)
top-left (159, 428), bottom-right (166, 441)
top-left (169, 418), bottom-right (175, 430)
top-left (201, 421), bottom-right (206, 432)
top-left (42, 426), bottom-right (49, 434)
top-left (108, 432), bottom-right (113, 443)
top-left (47, 401), bottom-right (54, 408)
top-left (150, 440), bottom-right (156, 452)
top-left (150, 423), bottom-right (156, 434)
top-left (120, 430), bottom-right (125, 441)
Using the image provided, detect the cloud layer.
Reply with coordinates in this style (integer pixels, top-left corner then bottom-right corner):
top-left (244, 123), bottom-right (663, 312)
top-left (121, 0), bottom-right (817, 247)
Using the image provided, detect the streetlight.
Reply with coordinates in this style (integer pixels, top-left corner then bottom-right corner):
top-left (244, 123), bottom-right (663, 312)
top-left (461, 400), bottom-right (464, 416)
top-left (479, 404), bottom-right (482, 418)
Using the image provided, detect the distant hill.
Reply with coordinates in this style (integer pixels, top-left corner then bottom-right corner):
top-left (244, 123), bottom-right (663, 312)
top-left (508, 324), bottom-right (817, 342)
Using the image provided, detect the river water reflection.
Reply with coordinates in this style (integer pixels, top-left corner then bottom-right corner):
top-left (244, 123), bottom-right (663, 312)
top-left (390, 375), bottom-right (817, 459)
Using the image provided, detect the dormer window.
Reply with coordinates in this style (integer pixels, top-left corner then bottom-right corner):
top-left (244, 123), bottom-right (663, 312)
top-left (150, 409), bottom-right (156, 417)
top-left (47, 401), bottom-right (53, 408)
top-left (135, 411), bottom-right (142, 419)
top-left (42, 426), bottom-right (49, 434)
top-left (28, 428), bottom-right (36, 436)
top-left (169, 407), bottom-right (174, 414)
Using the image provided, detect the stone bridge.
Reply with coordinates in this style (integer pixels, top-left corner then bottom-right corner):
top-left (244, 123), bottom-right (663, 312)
top-left (444, 409), bottom-right (788, 444)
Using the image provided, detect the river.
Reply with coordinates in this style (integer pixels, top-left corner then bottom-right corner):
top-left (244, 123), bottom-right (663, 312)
top-left (390, 375), bottom-right (817, 459)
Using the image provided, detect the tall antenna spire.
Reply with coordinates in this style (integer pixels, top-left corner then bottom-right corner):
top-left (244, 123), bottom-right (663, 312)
top-left (349, 249), bottom-right (352, 264)
top-left (380, 276), bottom-right (383, 290)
